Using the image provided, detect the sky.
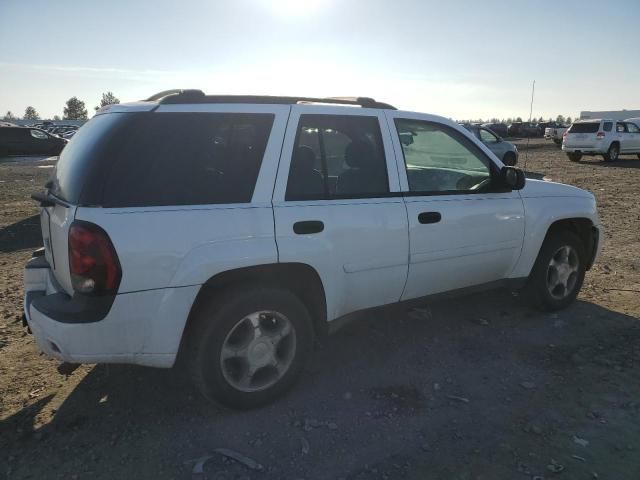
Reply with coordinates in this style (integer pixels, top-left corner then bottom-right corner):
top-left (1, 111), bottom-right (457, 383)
top-left (1, 0), bottom-right (639, 121)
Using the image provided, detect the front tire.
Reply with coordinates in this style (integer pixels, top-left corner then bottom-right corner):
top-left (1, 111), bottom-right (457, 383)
top-left (567, 153), bottom-right (582, 162)
top-left (188, 287), bottom-right (314, 409)
top-left (523, 231), bottom-right (586, 311)
top-left (603, 143), bottom-right (619, 162)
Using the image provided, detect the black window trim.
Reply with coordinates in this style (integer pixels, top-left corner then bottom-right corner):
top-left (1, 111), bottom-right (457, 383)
top-left (285, 113), bottom-right (392, 202)
top-left (393, 118), bottom-right (506, 197)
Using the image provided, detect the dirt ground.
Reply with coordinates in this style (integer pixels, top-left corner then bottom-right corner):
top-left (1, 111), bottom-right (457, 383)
top-left (0, 139), bottom-right (639, 480)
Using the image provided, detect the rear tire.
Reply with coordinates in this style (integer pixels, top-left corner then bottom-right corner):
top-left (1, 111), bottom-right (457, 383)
top-left (567, 153), bottom-right (582, 162)
top-left (503, 151), bottom-right (517, 166)
top-left (603, 143), bottom-right (619, 162)
top-left (188, 286), bottom-right (314, 409)
top-left (523, 230), bottom-right (586, 311)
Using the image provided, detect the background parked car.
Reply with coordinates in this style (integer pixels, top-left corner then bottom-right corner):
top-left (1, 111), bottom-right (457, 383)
top-left (562, 119), bottom-right (640, 162)
top-left (507, 122), bottom-right (539, 137)
top-left (461, 123), bottom-right (518, 165)
top-left (544, 122), bottom-right (569, 145)
top-left (481, 122), bottom-right (508, 137)
top-left (0, 126), bottom-right (67, 156)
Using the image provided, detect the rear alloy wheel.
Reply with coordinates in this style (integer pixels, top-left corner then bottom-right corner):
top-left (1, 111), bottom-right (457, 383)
top-left (188, 287), bottom-right (314, 409)
top-left (503, 151), bottom-right (517, 166)
top-left (523, 230), bottom-right (586, 311)
top-left (567, 153), bottom-right (582, 162)
top-left (604, 143), bottom-right (619, 162)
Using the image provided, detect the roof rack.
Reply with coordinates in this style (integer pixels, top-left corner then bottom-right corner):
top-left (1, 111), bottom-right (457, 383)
top-left (144, 90), bottom-right (396, 110)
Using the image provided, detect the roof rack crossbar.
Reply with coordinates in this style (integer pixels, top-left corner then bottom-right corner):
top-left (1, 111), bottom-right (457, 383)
top-left (149, 91), bottom-right (396, 109)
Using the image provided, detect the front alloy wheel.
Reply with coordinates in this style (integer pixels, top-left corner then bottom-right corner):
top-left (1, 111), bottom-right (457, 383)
top-left (546, 245), bottom-right (580, 300)
top-left (524, 230), bottom-right (586, 311)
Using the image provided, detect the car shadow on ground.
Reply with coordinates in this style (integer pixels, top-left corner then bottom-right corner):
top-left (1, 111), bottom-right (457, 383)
top-left (0, 214), bottom-right (42, 253)
top-left (578, 157), bottom-right (640, 169)
top-left (2, 293), bottom-right (639, 479)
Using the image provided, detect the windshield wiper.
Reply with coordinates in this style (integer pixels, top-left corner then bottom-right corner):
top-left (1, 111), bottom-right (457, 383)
top-left (31, 190), bottom-right (68, 207)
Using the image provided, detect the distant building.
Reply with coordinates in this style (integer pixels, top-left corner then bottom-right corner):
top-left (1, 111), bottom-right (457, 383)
top-left (580, 109), bottom-right (640, 121)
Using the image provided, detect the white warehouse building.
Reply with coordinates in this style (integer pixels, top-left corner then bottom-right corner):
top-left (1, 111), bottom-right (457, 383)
top-left (580, 109), bottom-right (640, 121)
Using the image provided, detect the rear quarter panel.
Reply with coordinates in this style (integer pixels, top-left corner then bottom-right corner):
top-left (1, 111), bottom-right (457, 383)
top-left (75, 203), bottom-right (278, 292)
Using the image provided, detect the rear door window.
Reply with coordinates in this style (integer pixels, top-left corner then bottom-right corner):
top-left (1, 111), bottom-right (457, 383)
top-left (285, 114), bottom-right (389, 200)
top-left (569, 123), bottom-right (600, 134)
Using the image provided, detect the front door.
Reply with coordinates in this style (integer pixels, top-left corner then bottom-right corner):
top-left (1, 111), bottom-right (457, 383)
top-left (273, 106), bottom-right (409, 321)
top-left (385, 111), bottom-right (525, 301)
top-left (623, 122), bottom-right (640, 152)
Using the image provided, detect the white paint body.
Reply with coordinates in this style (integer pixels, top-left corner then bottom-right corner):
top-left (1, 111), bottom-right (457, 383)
top-left (24, 101), bottom-right (602, 367)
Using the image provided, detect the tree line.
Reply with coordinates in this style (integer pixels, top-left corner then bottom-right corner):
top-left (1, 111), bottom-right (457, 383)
top-left (2, 92), bottom-right (120, 122)
top-left (459, 115), bottom-right (574, 125)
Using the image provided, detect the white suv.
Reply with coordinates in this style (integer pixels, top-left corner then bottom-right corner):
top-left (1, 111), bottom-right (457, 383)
top-left (24, 90), bottom-right (602, 408)
top-left (562, 118), bottom-right (640, 162)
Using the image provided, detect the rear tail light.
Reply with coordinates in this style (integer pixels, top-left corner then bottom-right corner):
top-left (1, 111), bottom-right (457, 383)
top-left (69, 221), bottom-right (121, 295)
top-left (596, 132), bottom-right (605, 139)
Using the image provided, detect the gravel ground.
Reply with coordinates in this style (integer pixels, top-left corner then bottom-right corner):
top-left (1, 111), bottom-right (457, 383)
top-left (0, 140), bottom-right (639, 480)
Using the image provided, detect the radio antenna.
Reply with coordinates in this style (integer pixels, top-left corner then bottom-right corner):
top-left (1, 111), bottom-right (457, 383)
top-left (524, 79), bottom-right (535, 170)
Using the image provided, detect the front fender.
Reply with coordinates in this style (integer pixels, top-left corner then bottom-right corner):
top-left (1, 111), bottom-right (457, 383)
top-left (509, 193), bottom-right (600, 279)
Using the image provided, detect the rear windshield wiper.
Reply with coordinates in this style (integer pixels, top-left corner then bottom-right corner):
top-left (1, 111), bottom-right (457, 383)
top-left (31, 190), bottom-right (68, 207)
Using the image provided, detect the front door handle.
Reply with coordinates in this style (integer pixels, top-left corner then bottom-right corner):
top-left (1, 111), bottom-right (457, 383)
top-left (293, 220), bottom-right (324, 235)
top-left (418, 212), bottom-right (441, 224)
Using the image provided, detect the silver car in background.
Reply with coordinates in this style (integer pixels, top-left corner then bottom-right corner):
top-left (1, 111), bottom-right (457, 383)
top-left (461, 124), bottom-right (519, 166)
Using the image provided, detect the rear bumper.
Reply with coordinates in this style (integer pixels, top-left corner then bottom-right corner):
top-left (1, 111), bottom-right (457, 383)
top-left (562, 146), bottom-right (604, 154)
top-left (24, 255), bottom-right (199, 368)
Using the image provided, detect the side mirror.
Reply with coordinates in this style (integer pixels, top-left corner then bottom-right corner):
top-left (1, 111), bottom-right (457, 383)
top-left (399, 132), bottom-right (414, 146)
top-left (501, 166), bottom-right (525, 190)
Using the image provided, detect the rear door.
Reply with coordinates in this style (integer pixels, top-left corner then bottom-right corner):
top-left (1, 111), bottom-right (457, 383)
top-left (386, 110), bottom-right (525, 300)
top-left (273, 106), bottom-right (409, 321)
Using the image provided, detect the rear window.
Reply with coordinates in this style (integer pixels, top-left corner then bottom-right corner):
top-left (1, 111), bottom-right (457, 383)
top-left (50, 112), bottom-right (274, 207)
top-left (568, 122), bottom-right (600, 134)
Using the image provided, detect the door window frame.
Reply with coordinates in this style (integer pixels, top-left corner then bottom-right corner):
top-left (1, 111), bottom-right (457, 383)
top-left (384, 111), bottom-right (504, 197)
top-left (273, 105), bottom-right (402, 203)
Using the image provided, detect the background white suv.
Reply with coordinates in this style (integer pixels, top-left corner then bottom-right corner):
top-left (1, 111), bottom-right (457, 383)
top-left (563, 118), bottom-right (640, 162)
top-left (25, 90), bottom-right (602, 408)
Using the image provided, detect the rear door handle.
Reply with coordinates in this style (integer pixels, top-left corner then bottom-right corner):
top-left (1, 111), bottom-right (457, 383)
top-left (418, 212), bottom-right (441, 224)
top-left (293, 220), bottom-right (324, 235)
